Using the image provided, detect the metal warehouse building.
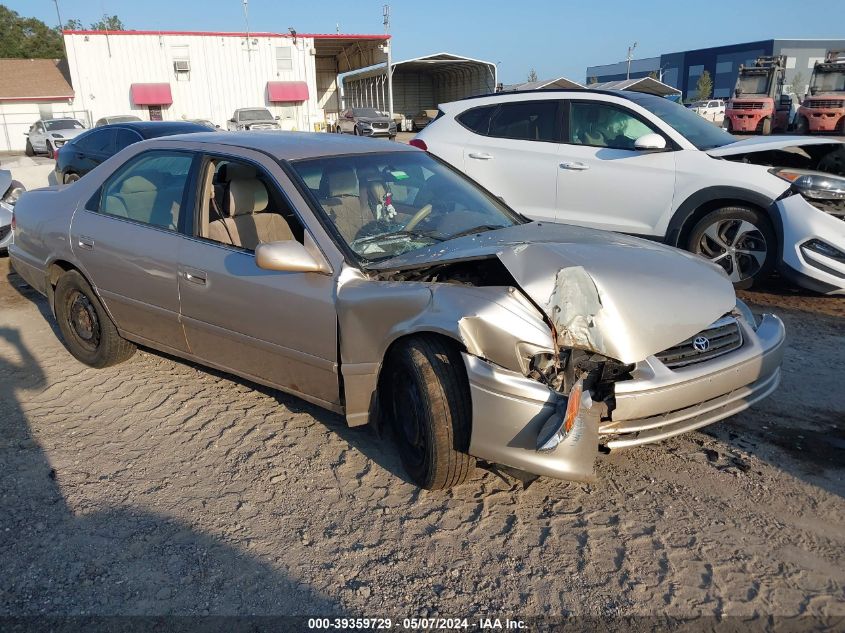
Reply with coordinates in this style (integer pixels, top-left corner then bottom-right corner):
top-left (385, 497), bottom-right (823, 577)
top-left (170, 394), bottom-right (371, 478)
top-left (61, 29), bottom-right (390, 132)
top-left (341, 53), bottom-right (496, 118)
top-left (586, 39), bottom-right (845, 99)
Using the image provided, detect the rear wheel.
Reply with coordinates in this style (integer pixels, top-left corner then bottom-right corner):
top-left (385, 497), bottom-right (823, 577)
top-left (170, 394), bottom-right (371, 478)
top-left (25, 139), bottom-right (34, 156)
top-left (54, 270), bottom-right (136, 368)
top-left (687, 206), bottom-right (775, 290)
top-left (386, 335), bottom-right (475, 490)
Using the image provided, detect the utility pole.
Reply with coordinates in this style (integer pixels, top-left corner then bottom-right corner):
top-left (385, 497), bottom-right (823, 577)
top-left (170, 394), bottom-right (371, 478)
top-left (383, 5), bottom-right (393, 121)
top-left (52, 0), bottom-right (63, 30)
top-left (242, 0), bottom-right (255, 60)
top-left (626, 41), bottom-right (638, 80)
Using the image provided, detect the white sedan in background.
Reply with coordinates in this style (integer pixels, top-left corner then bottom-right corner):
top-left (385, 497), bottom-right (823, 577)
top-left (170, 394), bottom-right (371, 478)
top-left (413, 89), bottom-right (845, 294)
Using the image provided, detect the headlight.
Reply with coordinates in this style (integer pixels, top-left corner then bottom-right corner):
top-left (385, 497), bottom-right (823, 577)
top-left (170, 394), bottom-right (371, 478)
top-left (51, 133), bottom-right (64, 139)
top-left (733, 299), bottom-right (759, 331)
top-left (770, 168), bottom-right (845, 200)
top-left (2, 182), bottom-right (25, 206)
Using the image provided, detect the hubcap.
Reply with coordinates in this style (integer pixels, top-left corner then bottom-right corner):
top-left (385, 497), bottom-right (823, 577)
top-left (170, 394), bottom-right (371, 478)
top-left (67, 291), bottom-right (100, 351)
top-left (697, 219), bottom-right (768, 283)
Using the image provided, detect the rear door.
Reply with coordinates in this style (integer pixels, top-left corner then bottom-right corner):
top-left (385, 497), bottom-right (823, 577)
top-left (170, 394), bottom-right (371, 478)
top-left (71, 128), bottom-right (117, 175)
top-left (70, 149), bottom-right (196, 352)
top-left (460, 100), bottom-right (562, 220)
top-left (555, 99), bottom-right (676, 235)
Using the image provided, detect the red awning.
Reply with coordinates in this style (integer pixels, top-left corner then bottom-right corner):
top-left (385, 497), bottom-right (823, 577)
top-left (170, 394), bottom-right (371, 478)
top-left (130, 83), bottom-right (173, 105)
top-left (267, 81), bottom-right (309, 102)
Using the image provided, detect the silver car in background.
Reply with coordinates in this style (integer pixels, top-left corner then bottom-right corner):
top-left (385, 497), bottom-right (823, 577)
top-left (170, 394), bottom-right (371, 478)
top-left (9, 133), bottom-right (785, 489)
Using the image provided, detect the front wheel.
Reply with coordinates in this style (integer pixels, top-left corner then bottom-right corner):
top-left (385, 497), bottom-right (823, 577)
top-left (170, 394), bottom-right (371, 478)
top-left (54, 270), bottom-right (136, 368)
top-left (25, 139), bottom-right (34, 156)
top-left (687, 207), bottom-right (775, 290)
top-left (795, 116), bottom-right (809, 134)
top-left (386, 335), bottom-right (475, 490)
top-left (761, 118), bottom-right (772, 135)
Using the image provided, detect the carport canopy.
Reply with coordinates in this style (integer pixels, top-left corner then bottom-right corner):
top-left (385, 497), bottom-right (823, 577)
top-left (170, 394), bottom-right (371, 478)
top-left (501, 76), bottom-right (585, 91)
top-left (587, 77), bottom-right (681, 98)
top-left (311, 34), bottom-right (389, 115)
top-left (342, 52), bottom-right (497, 117)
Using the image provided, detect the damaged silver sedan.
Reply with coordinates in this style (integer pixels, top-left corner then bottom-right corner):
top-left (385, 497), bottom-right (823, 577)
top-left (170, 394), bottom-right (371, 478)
top-left (9, 132), bottom-right (785, 489)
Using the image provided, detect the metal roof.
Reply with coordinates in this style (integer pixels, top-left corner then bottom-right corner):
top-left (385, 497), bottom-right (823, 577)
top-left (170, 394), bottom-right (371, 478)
top-left (344, 52), bottom-right (496, 82)
top-left (587, 77), bottom-right (682, 97)
top-left (501, 77), bottom-right (585, 91)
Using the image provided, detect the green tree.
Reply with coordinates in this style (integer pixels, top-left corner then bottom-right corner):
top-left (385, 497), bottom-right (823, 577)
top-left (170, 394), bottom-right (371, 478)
top-left (527, 68), bottom-right (538, 83)
top-left (0, 5), bottom-right (64, 58)
top-left (90, 14), bottom-right (125, 30)
top-left (695, 70), bottom-right (713, 100)
top-left (787, 71), bottom-right (805, 97)
top-left (63, 18), bottom-right (83, 30)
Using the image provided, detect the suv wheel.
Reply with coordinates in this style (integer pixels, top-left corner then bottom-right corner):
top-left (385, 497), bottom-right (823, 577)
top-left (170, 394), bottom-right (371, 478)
top-left (386, 335), bottom-right (475, 490)
top-left (687, 207), bottom-right (775, 290)
top-left (54, 270), bottom-right (136, 368)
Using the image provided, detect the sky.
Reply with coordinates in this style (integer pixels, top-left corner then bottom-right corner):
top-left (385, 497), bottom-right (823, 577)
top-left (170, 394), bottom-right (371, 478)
top-left (7, 0), bottom-right (844, 83)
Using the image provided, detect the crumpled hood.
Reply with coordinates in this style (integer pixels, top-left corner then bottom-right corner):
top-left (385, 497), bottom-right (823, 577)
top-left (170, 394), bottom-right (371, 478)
top-left (370, 222), bottom-right (736, 363)
top-left (706, 135), bottom-right (844, 157)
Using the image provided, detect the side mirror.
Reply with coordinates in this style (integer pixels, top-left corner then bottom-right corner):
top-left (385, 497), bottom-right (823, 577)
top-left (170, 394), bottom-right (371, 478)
top-left (23, 132), bottom-right (29, 137)
top-left (255, 240), bottom-right (328, 273)
top-left (634, 133), bottom-right (667, 151)
top-left (274, 115), bottom-right (281, 120)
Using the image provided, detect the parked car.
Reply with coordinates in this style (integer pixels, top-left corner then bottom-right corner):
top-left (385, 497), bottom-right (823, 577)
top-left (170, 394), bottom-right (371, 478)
top-left (412, 109), bottom-right (440, 131)
top-left (226, 108), bottom-right (281, 131)
top-left (95, 115), bottom-right (143, 127)
top-left (10, 132), bottom-right (785, 489)
top-left (689, 99), bottom-right (726, 124)
top-left (24, 118), bottom-right (86, 157)
top-left (0, 167), bottom-right (25, 253)
top-left (54, 121), bottom-right (209, 184)
top-left (414, 89), bottom-right (845, 294)
top-left (337, 107), bottom-right (397, 139)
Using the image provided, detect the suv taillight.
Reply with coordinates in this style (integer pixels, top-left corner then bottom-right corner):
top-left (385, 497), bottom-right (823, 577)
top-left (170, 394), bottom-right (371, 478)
top-left (409, 138), bottom-right (427, 151)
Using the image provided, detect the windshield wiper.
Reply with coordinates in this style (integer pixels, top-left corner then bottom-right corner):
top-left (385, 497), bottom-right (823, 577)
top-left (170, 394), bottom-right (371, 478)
top-left (444, 224), bottom-right (506, 241)
top-left (353, 227), bottom-right (445, 246)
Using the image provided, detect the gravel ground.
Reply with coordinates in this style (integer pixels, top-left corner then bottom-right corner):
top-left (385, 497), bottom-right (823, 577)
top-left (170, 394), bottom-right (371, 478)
top-left (0, 256), bottom-right (843, 620)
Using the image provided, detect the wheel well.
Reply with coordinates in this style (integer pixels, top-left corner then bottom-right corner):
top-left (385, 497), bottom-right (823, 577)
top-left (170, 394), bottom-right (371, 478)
top-left (370, 331), bottom-right (467, 431)
top-left (676, 198), bottom-right (773, 250)
top-left (48, 260), bottom-right (77, 287)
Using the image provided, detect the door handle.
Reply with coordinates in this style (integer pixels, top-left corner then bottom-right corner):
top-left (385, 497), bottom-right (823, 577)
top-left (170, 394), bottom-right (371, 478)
top-left (468, 152), bottom-right (494, 160)
top-left (77, 235), bottom-right (94, 250)
top-left (560, 162), bottom-right (589, 171)
top-left (182, 268), bottom-right (207, 285)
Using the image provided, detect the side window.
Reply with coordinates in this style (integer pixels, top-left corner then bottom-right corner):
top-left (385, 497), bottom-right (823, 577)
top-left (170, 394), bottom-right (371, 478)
top-left (198, 157), bottom-right (302, 252)
top-left (99, 151), bottom-right (193, 230)
top-left (568, 102), bottom-right (658, 150)
top-left (77, 129), bottom-right (115, 154)
top-left (456, 105), bottom-right (497, 135)
top-left (488, 101), bottom-right (559, 142)
top-left (115, 129), bottom-right (142, 152)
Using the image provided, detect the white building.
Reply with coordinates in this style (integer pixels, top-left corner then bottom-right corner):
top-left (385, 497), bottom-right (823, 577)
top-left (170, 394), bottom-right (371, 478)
top-left (62, 29), bottom-right (390, 131)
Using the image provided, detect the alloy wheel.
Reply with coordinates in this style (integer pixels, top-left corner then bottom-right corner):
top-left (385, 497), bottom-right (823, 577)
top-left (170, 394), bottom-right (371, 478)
top-left (696, 218), bottom-right (768, 283)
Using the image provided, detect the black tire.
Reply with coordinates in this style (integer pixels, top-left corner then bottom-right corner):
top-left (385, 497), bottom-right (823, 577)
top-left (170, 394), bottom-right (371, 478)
top-left (386, 335), bottom-right (475, 490)
top-left (723, 117), bottom-right (732, 133)
top-left (25, 139), bottom-right (34, 157)
top-left (761, 118), bottom-right (772, 135)
top-left (389, 135), bottom-right (396, 141)
top-left (795, 116), bottom-right (809, 135)
top-left (353, 127), bottom-right (360, 136)
top-left (63, 172), bottom-right (80, 184)
top-left (687, 206), bottom-right (776, 290)
top-left (54, 270), bottom-right (136, 368)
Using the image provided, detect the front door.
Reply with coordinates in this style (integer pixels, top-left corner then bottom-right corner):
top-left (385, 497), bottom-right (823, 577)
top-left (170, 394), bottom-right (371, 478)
top-left (556, 100), bottom-right (676, 235)
top-left (461, 99), bottom-right (562, 221)
top-left (70, 149), bottom-right (195, 352)
top-left (177, 150), bottom-right (340, 407)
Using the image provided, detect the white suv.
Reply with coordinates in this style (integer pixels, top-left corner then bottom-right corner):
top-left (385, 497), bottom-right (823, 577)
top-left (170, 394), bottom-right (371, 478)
top-left (689, 99), bottom-right (726, 124)
top-left (413, 90), bottom-right (845, 293)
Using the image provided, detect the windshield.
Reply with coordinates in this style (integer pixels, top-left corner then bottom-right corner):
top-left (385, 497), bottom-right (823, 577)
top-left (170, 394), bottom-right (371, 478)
top-left (45, 120), bottom-right (83, 131)
top-left (352, 108), bottom-right (382, 118)
top-left (292, 151), bottom-right (522, 264)
top-left (737, 74), bottom-right (771, 96)
top-left (811, 70), bottom-right (845, 93)
top-left (625, 93), bottom-right (736, 150)
top-left (239, 109), bottom-right (273, 121)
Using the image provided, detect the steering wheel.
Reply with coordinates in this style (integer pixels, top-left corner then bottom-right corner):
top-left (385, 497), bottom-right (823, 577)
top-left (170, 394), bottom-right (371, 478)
top-left (404, 204), bottom-right (433, 232)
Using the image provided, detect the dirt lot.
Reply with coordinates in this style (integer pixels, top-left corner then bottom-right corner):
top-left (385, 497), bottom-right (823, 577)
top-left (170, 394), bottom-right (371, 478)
top-left (1, 255), bottom-right (843, 620)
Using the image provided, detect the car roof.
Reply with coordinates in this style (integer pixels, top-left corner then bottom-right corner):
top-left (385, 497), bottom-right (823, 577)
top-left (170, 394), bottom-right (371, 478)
top-left (95, 121), bottom-right (211, 138)
top-left (454, 87), bottom-right (632, 103)
top-left (155, 131), bottom-right (418, 161)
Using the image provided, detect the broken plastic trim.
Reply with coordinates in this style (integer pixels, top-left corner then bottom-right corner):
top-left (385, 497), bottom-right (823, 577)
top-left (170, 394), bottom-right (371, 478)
top-left (536, 377), bottom-right (593, 452)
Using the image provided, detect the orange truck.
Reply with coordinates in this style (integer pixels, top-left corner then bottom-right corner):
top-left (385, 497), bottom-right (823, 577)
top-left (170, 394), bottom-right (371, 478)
top-left (795, 51), bottom-right (845, 135)
top-left (724, 56), bottom-right (791, 135)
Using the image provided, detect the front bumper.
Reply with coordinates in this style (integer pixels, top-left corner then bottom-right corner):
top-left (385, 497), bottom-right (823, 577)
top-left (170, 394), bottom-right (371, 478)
top-left (774, 194), bottom-right (845, 295)
top-left (801, 109), bottom-right (844, 132)
top-left (358, 125), bottom-right (396, 137)
top-left (726, 111), bottom-right (768, 132)
top-left (463, 314), bottom-right (785, 481)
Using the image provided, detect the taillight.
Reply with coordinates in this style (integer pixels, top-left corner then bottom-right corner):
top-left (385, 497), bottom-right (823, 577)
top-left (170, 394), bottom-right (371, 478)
top-left (53, 146), bottom-right (59, 160)
top-left (409, 138), bottom-right (427, 151)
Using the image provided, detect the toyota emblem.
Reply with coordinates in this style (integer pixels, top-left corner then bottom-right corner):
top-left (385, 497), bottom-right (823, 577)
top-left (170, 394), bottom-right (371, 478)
top-left (693, 336), bottom-right (711, 352)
